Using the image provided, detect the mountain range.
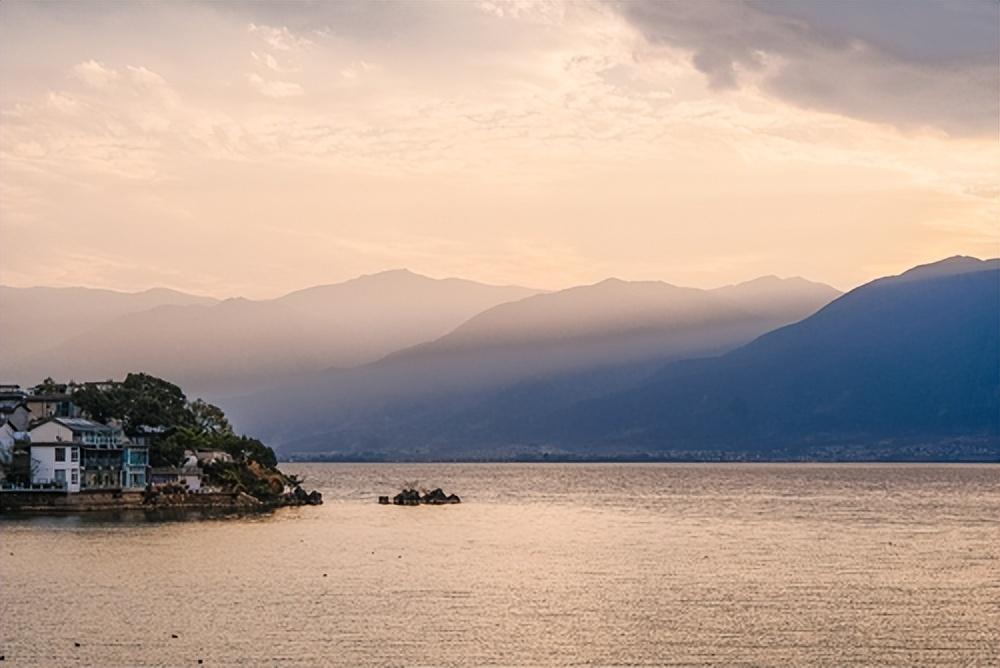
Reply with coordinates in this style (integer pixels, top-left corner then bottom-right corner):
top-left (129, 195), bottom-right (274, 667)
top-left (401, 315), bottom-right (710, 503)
top-left (224, 274), bottom-right (840, 453)
top-left (0, 270), bottom-right (540, 396)
top-left (230, 257), bottom-right (999, 461)
top-left (3, 256), bottom-right (996, 461)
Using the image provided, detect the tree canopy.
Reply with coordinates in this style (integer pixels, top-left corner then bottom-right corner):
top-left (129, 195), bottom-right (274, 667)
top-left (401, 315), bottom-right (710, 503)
top-left (72, 373), bottom-right (277, 469)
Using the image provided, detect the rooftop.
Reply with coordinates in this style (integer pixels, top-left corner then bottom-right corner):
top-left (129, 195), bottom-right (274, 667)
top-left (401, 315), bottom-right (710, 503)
top-left (43, 417), bottom-right (121, 434)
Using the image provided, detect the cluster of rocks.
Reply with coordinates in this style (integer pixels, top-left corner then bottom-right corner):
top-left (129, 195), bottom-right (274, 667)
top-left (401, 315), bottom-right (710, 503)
top-left (379, 488), bottom-right (461, 505)
top-left (139, 484), bottom-right (322, 509)
top-left (285, 486), bottom-right (324, 506)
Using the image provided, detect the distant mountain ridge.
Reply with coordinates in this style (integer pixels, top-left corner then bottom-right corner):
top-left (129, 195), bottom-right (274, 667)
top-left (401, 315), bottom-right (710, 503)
top-left (540, 257), bottom-right (999, 458)
top-left (0, 285), bottom-right (217, 362)
top-left (226, 273), bottom-right (841, 454)
top-left (16, 260), bottom-right (993, 463)
top-left (240, 256), bottom-right (998, 461)
top-left (0, 271), bottom-right (542, 396)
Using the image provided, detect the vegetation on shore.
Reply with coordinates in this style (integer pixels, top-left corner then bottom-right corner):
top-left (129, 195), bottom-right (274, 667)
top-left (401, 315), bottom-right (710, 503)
top-left (69, 373), bottom-right (315, 504)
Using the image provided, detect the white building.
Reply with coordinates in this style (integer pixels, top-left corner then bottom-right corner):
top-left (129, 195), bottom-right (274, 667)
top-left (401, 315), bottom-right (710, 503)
top-left (28, 417), bottom-right (139, 492)
top-left (193, 449), bottom-right (234, 465)
top-left (30, 417), bottom-right (123, 447)
top-left (1, 419), bottom-right (18, 470)
top-left (0, 420), bottom-right (16, 450)
top-left (27, 442), bottom-right (82, 492)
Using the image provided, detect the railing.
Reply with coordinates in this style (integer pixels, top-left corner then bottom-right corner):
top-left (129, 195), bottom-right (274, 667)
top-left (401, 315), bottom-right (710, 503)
top-left (1, 481), bottom-right (67, 492)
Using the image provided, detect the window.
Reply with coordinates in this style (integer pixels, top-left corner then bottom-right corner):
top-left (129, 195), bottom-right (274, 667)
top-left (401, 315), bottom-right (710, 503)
top-left (71, 470), bottom-right (79, 485)
top-left (54, 469), bottom-right (66, 483)
top-left (71, 447), bottom-right (79, 463)
top-left (55, 447), bottom-right (66, 462)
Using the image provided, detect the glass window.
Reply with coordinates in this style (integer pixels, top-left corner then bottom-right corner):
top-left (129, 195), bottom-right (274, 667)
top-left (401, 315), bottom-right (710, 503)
top-left (54, 469), bottom-right (66, 482)
top-left (71, 447), bottom-right (79, 462)
top-left (71, 470), bottom-right (79, 485)
top-left (55, 447), bottom-right (66, 462)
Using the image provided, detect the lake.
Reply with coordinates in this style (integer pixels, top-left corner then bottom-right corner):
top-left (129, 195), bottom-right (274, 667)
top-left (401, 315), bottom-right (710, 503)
top-left (1, 464), bottom-right (998, 666)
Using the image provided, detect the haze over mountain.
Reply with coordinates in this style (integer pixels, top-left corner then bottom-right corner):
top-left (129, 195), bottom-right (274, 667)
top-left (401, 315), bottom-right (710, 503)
top-left (542, 257), bottom-right (1000, 459)
top-left (0, 270), bottom-right (540, 396)
top-left (227, 274), bottom-right (840, 454)
top-left (0, 286), bottom-right (216, 362)
top-left (241, 257), bottom-right (998, 461)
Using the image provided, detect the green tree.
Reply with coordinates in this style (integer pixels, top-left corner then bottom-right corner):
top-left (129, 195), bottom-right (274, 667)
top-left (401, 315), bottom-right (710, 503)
top-left (69, 371), bottom-right (281, 480)
top-left (119, 373), bottom-right (191, 432)
top-left (72, 384), bottom-right (122, 424)
top-left (188, 399), bottom-right (232, 435)
top-left (150, 427), bottom-right (201, 467)
top-left (32, 377), bottom-right (62, 394)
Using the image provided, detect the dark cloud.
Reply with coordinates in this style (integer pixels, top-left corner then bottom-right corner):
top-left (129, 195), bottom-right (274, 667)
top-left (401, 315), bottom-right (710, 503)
top-left (617, 0), bottom-right (999, 136)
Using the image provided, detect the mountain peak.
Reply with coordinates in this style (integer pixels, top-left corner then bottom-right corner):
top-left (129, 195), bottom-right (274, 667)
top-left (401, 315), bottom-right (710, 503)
top-left (894, 256), bottom-right (999, 283)
top-left (367, 268), bottom-right (419, 278)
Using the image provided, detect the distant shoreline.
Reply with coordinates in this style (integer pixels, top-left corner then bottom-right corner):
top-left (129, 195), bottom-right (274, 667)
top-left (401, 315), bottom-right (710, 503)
top-left (280, 456), bottom-right (1000, 464)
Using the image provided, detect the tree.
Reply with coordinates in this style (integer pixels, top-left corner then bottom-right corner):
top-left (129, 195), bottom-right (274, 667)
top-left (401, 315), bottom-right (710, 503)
top-left (66, 371), bottom-right (280, 477)
top-left (75, 373), bottom-right (192, 433)
top-left (188, 399), bottom-right (232, 435)
top-left (32, 377), bottom-right (62, 394)
top-left (119, 373), bottom-right (191, 432)
top-left (150, 427), bottom-right (199, 468)
top-left (72, 384), bottom-right (123, 424)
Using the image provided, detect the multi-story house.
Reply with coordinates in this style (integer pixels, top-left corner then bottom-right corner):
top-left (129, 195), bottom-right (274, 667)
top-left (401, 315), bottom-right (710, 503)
top-left (27, 417), bottom-right (148, 491)
top-left (24, 393), bottom-right (80, 425)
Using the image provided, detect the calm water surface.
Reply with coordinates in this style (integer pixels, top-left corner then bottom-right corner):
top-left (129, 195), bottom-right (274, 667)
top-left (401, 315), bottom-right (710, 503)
top-left (1, 464), bottom-right (998, 666)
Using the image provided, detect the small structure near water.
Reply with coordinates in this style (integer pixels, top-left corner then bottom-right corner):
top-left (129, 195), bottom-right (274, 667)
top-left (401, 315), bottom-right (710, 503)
top-left (379, 488), bottom-right (460, 505)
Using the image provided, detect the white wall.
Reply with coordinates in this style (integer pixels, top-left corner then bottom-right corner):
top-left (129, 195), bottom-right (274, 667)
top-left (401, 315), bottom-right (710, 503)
top-left (0, 422), bottom-right (15, 467)
top-left (0, 422), bottom-right (14, 449)
top-left (29, 421), bottom-right (74, 443)
top-left (30, 444), bottom-right (81, 492)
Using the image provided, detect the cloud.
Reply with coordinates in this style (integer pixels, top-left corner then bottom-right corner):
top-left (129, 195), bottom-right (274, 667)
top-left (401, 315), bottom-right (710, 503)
top-left (125, 65), bottom-right (181, 106)
top-left (339, 60), bottom-right (374, 80)
top-left (248, 22), bottom-right (313, 51)
top-left (246, 72), bottom-right (304, 98)
top-left (1, 0), bottom-right (997, 297)
top-left (72, 59), bottom-right (119, 88)
top-left (251, 50), bottom-right (281, 72)
top-left (46, 92), bottom-right (80, 114)
top-left (616, 0), bottom-right (999, 136)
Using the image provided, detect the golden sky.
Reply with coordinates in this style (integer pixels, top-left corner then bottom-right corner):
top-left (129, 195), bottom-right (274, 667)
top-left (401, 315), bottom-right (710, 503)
top-left (1, 1), bottom-right (997, 298)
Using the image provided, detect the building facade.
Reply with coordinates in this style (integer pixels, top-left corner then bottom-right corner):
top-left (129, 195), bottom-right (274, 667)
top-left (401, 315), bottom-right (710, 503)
top-left (27, 417), bottom-right (148, 492)
top-left (27, 442), bottom-right (82, 492)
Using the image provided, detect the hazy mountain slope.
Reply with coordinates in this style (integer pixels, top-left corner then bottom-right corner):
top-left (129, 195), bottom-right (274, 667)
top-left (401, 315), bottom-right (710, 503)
top-left (543, 257), bottom-right (1000, 457)
top-left (4, 270), bottom-right (540, 397)
top-left (230, 275), bottom-right (840, 455)
top-left (709, 275), bottom-right (844, 315)
top-left (0, 286), bottom-right (216, 363)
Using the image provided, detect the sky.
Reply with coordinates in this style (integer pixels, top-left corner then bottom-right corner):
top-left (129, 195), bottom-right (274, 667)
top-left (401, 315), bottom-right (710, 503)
top-left (0, 0), bottom-right (997, 298)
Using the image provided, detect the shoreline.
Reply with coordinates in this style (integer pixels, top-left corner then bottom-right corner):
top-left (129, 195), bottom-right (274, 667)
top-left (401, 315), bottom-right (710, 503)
top-left (0, 488), bottom-right (321, 514)
top-left (279, 456), bottom-right (1000, 464)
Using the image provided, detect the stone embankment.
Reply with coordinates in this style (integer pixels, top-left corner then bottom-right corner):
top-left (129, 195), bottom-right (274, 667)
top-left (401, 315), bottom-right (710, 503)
top-left (0, 486), bottom-right (322, 512)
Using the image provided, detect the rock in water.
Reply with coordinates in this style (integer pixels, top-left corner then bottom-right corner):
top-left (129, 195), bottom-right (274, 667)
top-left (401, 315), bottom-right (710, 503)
top-left (422, 488), bottom-right (449, 504)
top-left (392, 489), bottom-right (421, 505)
top-left (385, 487), bottom-right (460, 505)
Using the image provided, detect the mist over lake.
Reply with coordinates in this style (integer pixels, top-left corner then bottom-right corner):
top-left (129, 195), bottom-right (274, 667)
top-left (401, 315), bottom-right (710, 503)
top-left (3, 463), bottom-right (998, 666)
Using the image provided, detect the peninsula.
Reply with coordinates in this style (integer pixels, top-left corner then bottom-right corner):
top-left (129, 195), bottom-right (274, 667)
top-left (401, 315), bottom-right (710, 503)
top-left (0, 373), bottom-right (322, 512)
